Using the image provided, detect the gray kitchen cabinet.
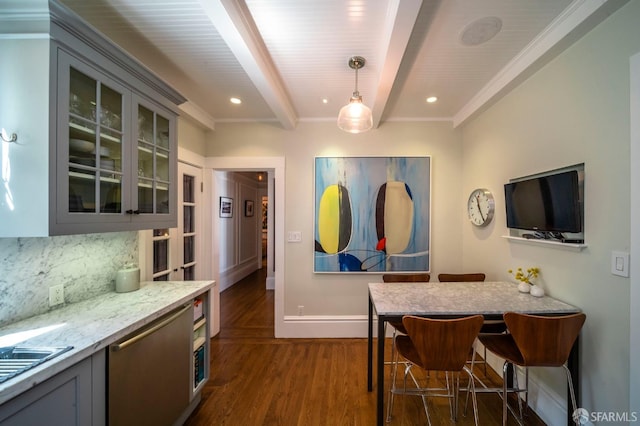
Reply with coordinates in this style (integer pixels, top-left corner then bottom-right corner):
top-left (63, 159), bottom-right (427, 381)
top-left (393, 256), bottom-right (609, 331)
top-left (0, 0), bottom-right (184, 237)
top-left (0, 356), bottom-right (99, 426)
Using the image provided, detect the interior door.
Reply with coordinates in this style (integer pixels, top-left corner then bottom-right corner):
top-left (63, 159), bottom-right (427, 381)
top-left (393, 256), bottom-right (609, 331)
top-left (176, 162), bottom-right (203, 280)
top-left (148, 161), bottom-right (202, 281)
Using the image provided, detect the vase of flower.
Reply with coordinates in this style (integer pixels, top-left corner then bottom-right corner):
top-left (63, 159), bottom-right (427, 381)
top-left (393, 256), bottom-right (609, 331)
top-left (517, 281), bottom-right (531, 293)
top-left (530, 284), bottom-right (545, 297)
top-left (509, 267), bottom-right (540, 294)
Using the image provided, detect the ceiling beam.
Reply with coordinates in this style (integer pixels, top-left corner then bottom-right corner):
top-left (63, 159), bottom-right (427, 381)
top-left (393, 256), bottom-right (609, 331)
top-left (199, 0), bottom-right (298, 130)
top-left (370, 0), bottom-right (423, 129)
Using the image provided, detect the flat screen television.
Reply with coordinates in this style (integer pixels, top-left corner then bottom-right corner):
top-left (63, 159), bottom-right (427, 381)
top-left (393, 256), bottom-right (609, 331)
top-left (504, 170), bottom-right (582, 234)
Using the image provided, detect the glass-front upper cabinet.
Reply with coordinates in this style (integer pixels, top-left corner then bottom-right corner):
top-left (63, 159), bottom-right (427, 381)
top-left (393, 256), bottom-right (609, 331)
top-left (135, 100), bottom-right (172, 215)
top-left (67, 65), bottom-right (127, 216)
top-left (55, 51), bottom-right (176, 234)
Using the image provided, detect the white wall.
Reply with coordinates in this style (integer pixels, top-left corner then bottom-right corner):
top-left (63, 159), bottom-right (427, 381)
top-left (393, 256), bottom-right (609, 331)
top-left (205, 121), bottom-right (464, 318)
top-left (177, 117), bottom-right (208, 157)
top-left (0, 38), bottom-right (51, 237)
top-left (461, 1), bottom-right (639, 422)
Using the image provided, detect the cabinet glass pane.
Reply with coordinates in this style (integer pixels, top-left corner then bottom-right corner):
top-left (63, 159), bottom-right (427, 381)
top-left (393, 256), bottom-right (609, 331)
top-left (156, 184), bottom-right (170, 214)
top-left (138, 179), bottom-right (154, 214)
top-left (100, 85), bottom-right (122, 131)
top-left (100, 173), bottom-right (122, 213)
top-left (69, 117), bottom-right (97, 168)
top-left (138, 106), bottom-right (154, 143)
top-left (136, 104), bottom-right (172, 216)
top-left (100, 130), bottom-right (122, 173)
top-left (70, 68), bottom-right (96, 121)
top-left (69, 167), bottom-right (95, 212)
top-left (68, 67), bottom-right (124, 215)
top-left (138, 142), bottom-right (154, 178)
top-left (157, 115), bottom-right (170, 149)
top-left (156, 149), bottom-right (169, 181)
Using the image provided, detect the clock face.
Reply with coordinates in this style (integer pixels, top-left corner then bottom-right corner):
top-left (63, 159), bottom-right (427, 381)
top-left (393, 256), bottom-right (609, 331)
top-left (467, 188), bottom-right (495, 227)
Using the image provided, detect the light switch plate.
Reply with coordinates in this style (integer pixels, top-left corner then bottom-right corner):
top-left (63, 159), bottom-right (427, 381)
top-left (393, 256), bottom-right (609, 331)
top-left (287, 231), bottom-right (302, 242)
top-left (611, 251), bottom-right (630, 277)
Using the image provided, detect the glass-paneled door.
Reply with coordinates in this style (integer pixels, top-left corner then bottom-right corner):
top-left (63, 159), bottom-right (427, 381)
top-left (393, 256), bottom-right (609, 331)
top-left (177, 162), bottom-right (202, 280)
top-left (149, 161), bottom-right (202, 281)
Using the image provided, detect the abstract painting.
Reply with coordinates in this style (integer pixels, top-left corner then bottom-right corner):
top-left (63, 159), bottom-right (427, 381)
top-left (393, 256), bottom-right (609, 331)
top-left (314, 156), bottom-right (431, 273)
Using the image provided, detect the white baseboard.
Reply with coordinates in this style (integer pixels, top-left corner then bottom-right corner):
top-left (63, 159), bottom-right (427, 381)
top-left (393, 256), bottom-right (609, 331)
top-left (266, 276), bottom-right (275, 290)
top-left (218, 258), bottom-right (259, 292)
top-left (280, 315), bottom-right (372, 338)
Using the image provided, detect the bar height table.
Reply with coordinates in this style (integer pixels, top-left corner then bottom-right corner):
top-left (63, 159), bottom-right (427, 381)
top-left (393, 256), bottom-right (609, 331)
top-left (367, 281), bottom-right (582, 426)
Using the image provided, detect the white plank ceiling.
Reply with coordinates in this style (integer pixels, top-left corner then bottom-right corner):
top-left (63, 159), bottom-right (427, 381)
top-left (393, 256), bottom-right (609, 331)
top-left (56, 0), bottom-right (625, 130)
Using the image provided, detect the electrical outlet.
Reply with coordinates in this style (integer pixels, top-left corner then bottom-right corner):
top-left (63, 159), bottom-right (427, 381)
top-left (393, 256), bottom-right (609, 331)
top-left (49, 284), bottom-right (64, 307)
top-left (297, 305), bottom-right (304, 316)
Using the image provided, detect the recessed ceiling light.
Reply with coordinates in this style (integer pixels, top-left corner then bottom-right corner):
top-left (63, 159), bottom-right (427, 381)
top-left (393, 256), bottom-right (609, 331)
top-left (321, 98), bottom-right (329, 104)
top-left (230, 97), bottom-right (242, 104)
top-left (426, 96), bottom-right (438, 103)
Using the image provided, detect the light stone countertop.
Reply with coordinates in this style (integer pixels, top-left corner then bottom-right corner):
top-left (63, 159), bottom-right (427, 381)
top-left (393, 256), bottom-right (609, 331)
top-left (369, 281), bottom-right (581, 318)
top-left (0, 280), bottom-right (214, 405)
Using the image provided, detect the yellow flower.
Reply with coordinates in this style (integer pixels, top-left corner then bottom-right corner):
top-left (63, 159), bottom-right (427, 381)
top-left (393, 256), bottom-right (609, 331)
top-left (509, 267), bottom-right (540, 284)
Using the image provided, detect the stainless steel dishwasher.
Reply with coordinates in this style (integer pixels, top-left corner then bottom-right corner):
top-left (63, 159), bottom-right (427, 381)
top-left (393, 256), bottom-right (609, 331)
top-left (108, 304), bottom-right (192, 426)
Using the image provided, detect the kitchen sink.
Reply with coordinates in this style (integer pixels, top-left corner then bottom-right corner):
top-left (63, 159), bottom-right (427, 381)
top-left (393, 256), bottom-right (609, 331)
top-left (0, 346), bottom-right (73, 384)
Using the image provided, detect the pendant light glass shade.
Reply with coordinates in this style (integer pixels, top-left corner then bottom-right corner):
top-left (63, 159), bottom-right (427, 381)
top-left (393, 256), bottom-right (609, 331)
top-left (337, 56), bottom-right (373, 134)
top-left (337, 94), bottom-right (373, 133)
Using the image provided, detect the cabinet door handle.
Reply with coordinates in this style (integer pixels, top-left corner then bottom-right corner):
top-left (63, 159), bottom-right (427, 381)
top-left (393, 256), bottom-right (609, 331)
top-left (125, 209), bottom-right (141, 215)
top-left (111, 304), bottom-right (191, 352)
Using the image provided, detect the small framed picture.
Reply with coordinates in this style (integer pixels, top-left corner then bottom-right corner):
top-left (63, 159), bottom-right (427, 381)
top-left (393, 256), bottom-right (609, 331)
top-left (245, 200), bottom-right (254, 217)
top-left (219, 196), bottom-right (233, 218)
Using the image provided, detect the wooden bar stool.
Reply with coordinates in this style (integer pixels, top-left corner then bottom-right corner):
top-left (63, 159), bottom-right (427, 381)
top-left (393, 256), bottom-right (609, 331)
top-left (479, 312), bottom-right (586, 425)
top-left (387, 315), bottom-right (484, 426)
top-left (438, 273), bottom-right (505, 375)
top-left (381, 273), bottom-right (431, 419)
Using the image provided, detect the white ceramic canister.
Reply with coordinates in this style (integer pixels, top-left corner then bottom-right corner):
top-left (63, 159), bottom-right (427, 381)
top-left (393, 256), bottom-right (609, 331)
top-left (115, 265), bottom-right (140, 293)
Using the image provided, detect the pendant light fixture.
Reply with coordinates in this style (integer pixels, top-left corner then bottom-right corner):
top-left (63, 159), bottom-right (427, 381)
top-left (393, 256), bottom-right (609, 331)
top-left (337, 56), bottom-right (373, 134)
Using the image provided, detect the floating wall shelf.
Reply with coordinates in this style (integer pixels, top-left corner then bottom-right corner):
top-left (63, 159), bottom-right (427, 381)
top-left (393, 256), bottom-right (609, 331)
top-left (502, 235), bottom-right (587, 252)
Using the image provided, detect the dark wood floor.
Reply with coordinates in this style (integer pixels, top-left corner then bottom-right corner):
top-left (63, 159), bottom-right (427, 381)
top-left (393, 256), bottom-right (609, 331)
top-left (184, 268), bottom-right (546, 425)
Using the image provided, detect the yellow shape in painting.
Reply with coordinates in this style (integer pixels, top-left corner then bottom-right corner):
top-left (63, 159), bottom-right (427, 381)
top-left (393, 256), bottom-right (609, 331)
top-left (318, 184), bottom-right (341, 254)
top-left (384, 181), bottom-right (414, 254)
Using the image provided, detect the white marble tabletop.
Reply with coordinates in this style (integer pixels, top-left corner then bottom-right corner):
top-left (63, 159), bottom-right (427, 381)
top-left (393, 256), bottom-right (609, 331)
top-left (368, 281), bottom-right (580, 317)
top-left (0, 280), bottom-right (214, 405)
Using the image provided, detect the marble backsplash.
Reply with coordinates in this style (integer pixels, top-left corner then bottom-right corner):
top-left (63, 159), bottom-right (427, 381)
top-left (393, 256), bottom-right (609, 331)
top-left (0, 232), bottom-right (138, 327)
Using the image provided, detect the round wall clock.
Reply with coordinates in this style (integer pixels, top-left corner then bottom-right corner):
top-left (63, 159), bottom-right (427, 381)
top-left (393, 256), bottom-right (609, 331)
top-left (467, 188), bottom-right (495, 227)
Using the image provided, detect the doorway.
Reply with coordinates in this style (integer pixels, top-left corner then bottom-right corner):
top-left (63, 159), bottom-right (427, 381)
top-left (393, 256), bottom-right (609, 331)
top-left (205, 156), bottom-right (285, 337)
